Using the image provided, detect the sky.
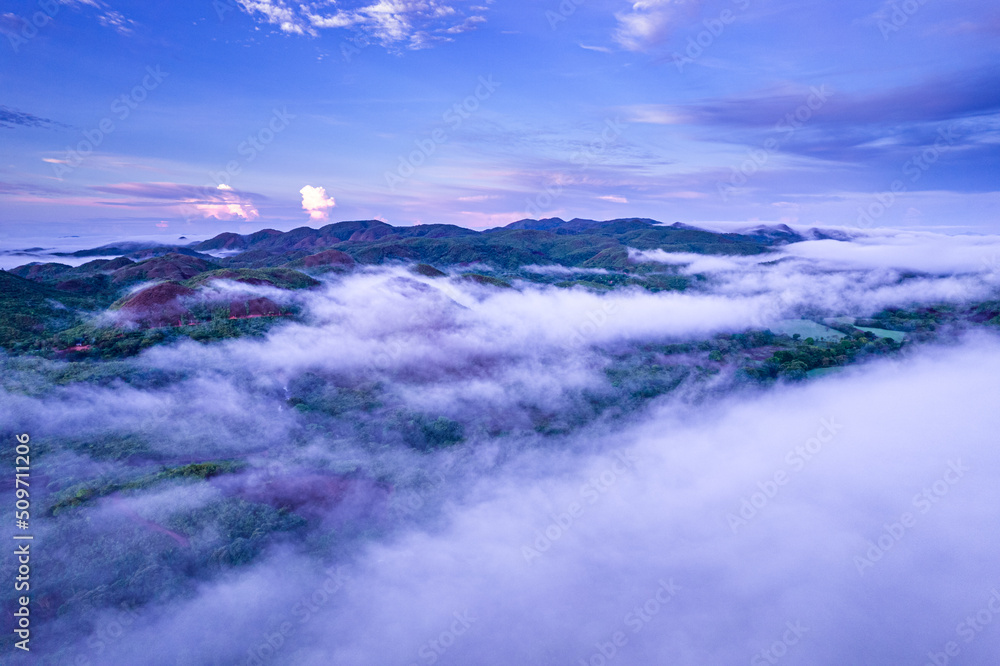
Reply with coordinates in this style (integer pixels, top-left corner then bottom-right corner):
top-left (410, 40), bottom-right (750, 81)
top-left (1, 0), bottom-right (998, 242)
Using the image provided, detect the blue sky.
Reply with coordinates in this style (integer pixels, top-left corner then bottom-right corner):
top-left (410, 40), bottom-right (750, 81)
top-left (1, 0), bottom-right (998, 240)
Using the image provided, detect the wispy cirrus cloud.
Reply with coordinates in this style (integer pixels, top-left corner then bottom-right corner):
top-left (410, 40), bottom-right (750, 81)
top-left (61, 0), bottom-right (136, 35)
top-left (0, 180), bottom-right (67, 197)
top-left (0, 106), bottom-right (66, 129)
top-left (234, 0), bottom-right (488, 49)
top-left (625, 69), bottom-right (1000, 129)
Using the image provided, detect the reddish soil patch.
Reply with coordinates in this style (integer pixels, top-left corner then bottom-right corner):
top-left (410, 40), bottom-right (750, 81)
top-left (229, 296), bottom-right (282, 318)
top-left (118, 282), bottom-right (196, 326)
top-left (112, 253), bottom-right (212, 283)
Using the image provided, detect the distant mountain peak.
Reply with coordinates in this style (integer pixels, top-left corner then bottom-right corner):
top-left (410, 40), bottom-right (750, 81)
top-left (739, 224), bottom-right (805, 245)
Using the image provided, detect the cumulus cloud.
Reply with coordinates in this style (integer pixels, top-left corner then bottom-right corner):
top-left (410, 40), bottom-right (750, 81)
top-left (300, 185), bottom-right (337, 221)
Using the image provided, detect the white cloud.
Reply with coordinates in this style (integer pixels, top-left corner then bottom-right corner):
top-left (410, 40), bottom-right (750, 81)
top-left (614, 0), bottom-right (702, 52)
top-left (300, 185), bottom-right (337, 221)
top-left (628, 247), bottom-right (776, 274)
top-left (578, 43), bottom-right (613, 53)
top-left (780, 232), bottom-right (1000, 275)
top-left (456, 194), bottom-right (499, 202)
top-left (60, 0), bottom-right (137, 35)
top-left (96, 8), bottom-right (135, 35)
top-left (235, 0), bottom-right (488, 48)
top-left (236, 0), bottom-right (311, 34)
top-left (621, 103), bottom-right (687, 125)
top-left (193, 184), bottom-right (260, 221)
top-left (34, 332), bottom-right (1000, 664)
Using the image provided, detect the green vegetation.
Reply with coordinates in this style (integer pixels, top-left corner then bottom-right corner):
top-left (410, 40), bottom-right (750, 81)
top-left (746, 329), bottom-right (903, 381)
top-left (30, 315), bottom-right (287, 360)
top-left (461, 273), bottom-right (512, 288)
top-left (377, 412), bottom-right (468, 451)
top-left (215, 218), bottom-right (777, 270)
top-left (0, 219), bottom-right (812, 357)
top-left (411, 263), bottom-right (447, 277)
top-left (287, 372), bottom-right (383, 416)
top-left (606, 359), bottom-right (691, 406)
top-left (1, 252), bottom-right (318, 358)
top-left (48, 460), bottom-right (247, 515)
top-left (59, 432), bottom-right (154, 461)
top-left (0, 271), bottom-right (88, 348)
top-left (169, 497), bottom-right (307, 566)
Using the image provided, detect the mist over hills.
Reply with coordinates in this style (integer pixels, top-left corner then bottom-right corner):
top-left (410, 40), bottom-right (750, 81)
top-left (0, 217), bottom-right (787, 354)
top-left (3, 221), bottom-right (1000, 664)
top-left (2, 218), bottom-right (999, 360)
top-left (6, 0), bottom-right (998, 659)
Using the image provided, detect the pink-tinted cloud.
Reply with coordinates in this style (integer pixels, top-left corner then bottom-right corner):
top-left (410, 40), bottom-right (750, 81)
top-left (89, 181), bottom-right (262, 221)
top-left (300, 185), bottom-right (336, 221)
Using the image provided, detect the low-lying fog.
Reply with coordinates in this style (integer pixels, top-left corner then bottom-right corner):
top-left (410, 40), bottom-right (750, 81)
top-left (3, 230), bottom-right (999, 665)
